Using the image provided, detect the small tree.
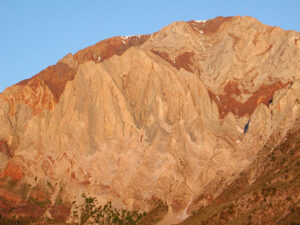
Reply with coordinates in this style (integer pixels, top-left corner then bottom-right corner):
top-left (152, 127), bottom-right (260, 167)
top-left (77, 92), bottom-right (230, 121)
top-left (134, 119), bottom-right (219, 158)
top-left (72, 194), bottom-right (146, 225)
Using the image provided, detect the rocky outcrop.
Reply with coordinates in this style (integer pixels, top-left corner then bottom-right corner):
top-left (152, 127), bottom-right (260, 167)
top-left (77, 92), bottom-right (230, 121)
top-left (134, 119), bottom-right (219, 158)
top-left (179, 123), bottom-right (300, 225)
top-left (0, 16), bottom-right (299, 224)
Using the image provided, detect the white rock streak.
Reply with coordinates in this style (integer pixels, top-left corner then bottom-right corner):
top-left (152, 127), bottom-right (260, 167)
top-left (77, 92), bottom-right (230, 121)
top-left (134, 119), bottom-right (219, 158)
top-left (121, 34), bottom-right (142, 39)
top-left (236, 125), bottom-right (244, 133)
top-left (193, 25), bottom-right (204, 34)
top-left (179, 195), bottom-right (193, 219)
top-left (195, 20), bottom-right (207, 23)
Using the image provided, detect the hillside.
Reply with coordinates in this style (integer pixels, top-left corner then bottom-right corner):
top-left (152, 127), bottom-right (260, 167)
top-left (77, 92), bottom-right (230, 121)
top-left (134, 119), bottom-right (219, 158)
top-left (0, 16), bottom-right (299, 224)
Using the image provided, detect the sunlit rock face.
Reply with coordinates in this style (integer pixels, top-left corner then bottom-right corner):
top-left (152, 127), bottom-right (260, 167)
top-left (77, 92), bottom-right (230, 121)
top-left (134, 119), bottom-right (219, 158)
top-left (0, 16), bottom-right (299, 224)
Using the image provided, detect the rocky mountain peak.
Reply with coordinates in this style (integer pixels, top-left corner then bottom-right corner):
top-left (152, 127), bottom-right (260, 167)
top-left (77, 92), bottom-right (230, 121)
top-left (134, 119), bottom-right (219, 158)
top-left (0, 16), bottom-right (299, 224)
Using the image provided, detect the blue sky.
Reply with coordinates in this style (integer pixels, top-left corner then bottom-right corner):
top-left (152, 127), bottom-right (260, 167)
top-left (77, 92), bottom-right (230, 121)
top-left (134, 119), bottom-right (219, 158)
top-left (0, 0), bottom-right (300, 92)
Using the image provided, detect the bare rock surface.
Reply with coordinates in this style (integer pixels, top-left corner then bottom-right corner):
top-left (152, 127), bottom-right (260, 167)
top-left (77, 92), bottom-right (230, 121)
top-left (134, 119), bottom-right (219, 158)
top-left (0, 16), bottom-right (299, 224)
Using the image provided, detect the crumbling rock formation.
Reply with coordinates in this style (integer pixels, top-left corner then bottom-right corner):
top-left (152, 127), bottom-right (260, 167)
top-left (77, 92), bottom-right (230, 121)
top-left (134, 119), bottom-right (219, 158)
top-left (0, 16), bottom-right (299, 224)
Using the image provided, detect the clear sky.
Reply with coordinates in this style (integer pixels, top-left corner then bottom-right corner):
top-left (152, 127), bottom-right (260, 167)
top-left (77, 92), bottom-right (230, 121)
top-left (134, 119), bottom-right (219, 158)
top-left (0, 0), bottom-right (300, 92)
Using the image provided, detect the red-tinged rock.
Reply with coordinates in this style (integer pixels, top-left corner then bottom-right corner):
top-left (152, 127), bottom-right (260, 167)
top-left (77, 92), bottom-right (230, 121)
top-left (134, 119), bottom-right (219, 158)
top-left (0, 140), bottom-right (10, 157)
top-left (208, 80), bottom-right (290, 119)
top-left (0, 162), bottom-right (24, 180)
top-left (49, 204), bottom-right (71, 222)
top-left (0, 16), bottom-right (299, 224)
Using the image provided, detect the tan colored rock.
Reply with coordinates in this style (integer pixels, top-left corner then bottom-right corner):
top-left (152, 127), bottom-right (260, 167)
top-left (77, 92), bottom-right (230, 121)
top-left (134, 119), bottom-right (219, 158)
top-left (0, 16), bottom-right (299, 224)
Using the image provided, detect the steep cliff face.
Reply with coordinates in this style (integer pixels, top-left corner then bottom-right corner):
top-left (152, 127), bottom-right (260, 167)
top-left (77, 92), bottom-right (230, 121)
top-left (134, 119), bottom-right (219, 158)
top-left (0, 16), bottom-right (299, 224)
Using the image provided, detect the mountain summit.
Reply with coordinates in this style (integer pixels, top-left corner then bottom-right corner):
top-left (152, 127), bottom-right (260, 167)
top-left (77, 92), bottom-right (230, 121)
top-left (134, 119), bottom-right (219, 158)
top-left (0, 16), bottom-right (299, 224)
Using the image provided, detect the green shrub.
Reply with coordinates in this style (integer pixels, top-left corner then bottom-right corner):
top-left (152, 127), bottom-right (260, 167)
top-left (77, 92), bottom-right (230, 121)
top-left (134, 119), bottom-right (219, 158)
top-left (0, 215), bottom-right (31, 225)
top-left (72, 194), bottom-right (146, 225)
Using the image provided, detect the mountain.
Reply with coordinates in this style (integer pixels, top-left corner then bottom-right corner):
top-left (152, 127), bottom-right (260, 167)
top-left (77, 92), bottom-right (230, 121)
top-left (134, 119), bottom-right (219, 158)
top-left (179, 126), bottom-right (300, 225)
top-left (0, 16), bottom-right (299, 224)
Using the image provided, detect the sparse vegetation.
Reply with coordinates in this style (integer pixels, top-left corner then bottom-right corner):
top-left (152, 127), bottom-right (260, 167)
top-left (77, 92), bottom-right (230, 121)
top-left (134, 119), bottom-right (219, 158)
top-left (72, 194), bottom-right (146, 225)
top-left (19, 182), bottom-right (31, 199)
top-left (0, 215), bottom-right (31, 225)
top-left (0, 191), bottom-right (147, 225)
top-left (137, 199), bottom-right (168, 225)
top-left (261, 186), bottom-right (276, 197)
top-left (178, 128), bottom-right (300, 225)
